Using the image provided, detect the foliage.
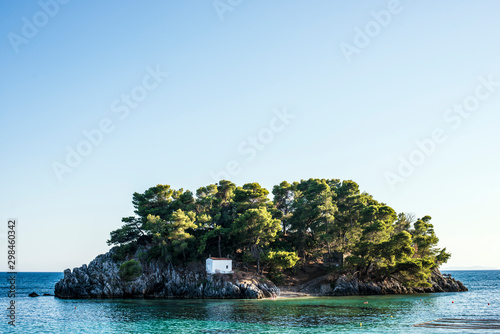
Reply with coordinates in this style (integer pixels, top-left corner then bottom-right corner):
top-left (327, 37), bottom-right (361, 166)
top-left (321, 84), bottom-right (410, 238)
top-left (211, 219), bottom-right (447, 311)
top-left (264, 251), bottom-right (300, 270)
top-left (168, 209), bottom-right (197, 260)
top-left (233, 206), bottom-right (281, 273)
top-left (108, 178), bottom-right (452, 287)
top-left (119, 259), bottom-right (142, 281)
top-left (107, 217), bottom-right (143, 246)
top-left (262, 250), bottom-right (299, 285)
top-left (111, 243), bottom-right (138, 262)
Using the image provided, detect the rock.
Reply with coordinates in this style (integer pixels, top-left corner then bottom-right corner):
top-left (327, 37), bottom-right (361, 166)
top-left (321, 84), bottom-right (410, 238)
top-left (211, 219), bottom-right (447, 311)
top-left (55, 247), bottom-right (465, 299)
top-left (55, 247), bottom-right (279, 300)
top-left (361, 281), bottom-right (382, 295)
top-left (43, 293), bottom-right (53, 296)
top-left (28, 292), bottom-right (39, 297)
top-left (332, 275), bottom-right (359, 296)
top-left (327, 269), bottom-right (467, 296)
top-left (320, 283), bottom-right (333, 295)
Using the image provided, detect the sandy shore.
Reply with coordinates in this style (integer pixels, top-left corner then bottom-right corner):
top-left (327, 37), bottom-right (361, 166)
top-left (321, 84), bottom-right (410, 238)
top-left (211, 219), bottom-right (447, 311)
top-left (277, 289), bottom-right (318, 298)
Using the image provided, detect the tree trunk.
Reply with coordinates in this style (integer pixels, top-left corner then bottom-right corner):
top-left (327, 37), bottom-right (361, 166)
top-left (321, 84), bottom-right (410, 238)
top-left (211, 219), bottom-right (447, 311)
top-left (133, 222), bottom-right (145, 236)
top-left (218, 234), bottom-right (222, 258)
top-left (326, 242), bottom-right (332, 266)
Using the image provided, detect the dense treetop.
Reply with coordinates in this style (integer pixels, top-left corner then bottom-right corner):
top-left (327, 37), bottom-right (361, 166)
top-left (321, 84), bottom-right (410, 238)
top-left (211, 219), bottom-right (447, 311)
top-left (108, 179), bottom-right (450, 286)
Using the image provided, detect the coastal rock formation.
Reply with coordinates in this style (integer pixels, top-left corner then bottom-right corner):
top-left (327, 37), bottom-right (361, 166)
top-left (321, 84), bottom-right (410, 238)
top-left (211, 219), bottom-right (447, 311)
top-left (55, 248), bottom-right (466, 299)
top-left (306, 269), bottom-right (468, 296)
top-left (54, 250), bottom-right (279, 299)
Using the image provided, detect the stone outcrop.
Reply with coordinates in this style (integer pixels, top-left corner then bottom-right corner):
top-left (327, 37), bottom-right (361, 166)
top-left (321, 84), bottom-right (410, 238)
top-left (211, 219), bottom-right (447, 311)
top-left (54, 250), bottom-right (279, 299)
top-left (55, 247), bottom-right (466, 299)
top-left (325, 269), bottom-right (467, 296)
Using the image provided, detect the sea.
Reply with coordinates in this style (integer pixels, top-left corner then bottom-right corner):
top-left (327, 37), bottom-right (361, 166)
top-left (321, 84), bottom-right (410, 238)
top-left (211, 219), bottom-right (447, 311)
top-left (0, 270), bottom-right (498, 333)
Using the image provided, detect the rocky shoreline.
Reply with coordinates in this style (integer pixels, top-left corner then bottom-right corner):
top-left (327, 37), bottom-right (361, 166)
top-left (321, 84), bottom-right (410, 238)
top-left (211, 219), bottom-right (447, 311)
top-left (293, 268), bottom-right (468, 296)
top-left (55, 250), bottom-right (467, 299)
top-left (55, 250), bottom-right (279, 299)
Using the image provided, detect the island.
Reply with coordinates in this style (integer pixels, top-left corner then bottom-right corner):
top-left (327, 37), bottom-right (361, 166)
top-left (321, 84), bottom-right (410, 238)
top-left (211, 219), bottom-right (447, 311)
top-left (55, 179), bottom-right (467, 299)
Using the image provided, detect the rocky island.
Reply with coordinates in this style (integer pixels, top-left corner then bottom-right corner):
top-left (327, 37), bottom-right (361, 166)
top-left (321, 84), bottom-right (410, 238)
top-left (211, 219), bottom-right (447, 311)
top-left (55, 179), bottom-right (467, 299)
top-left (55, 248), bottom-right (279, 299)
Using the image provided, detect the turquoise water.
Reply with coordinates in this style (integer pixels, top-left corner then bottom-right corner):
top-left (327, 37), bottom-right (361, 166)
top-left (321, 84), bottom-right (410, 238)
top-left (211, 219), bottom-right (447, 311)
top-left (1, 271), bottom-right (499, 333)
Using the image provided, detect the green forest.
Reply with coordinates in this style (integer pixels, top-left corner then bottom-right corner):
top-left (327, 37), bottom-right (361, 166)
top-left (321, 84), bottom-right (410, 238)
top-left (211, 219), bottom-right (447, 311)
top-left (108, 179), bottom-right (451, 286)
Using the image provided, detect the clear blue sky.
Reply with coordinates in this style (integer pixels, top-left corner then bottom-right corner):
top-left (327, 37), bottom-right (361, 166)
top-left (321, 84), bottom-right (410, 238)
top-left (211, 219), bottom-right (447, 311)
top-left (1, 0), bottom-right (499, 271)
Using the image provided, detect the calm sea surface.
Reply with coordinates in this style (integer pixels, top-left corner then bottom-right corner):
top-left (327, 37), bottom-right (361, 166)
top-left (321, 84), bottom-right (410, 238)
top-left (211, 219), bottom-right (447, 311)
top-left (1, 270), bottom-right (498, 333)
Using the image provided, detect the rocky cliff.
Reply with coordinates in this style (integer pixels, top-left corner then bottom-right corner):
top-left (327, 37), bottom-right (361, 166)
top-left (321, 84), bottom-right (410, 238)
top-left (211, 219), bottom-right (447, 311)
top-left (54, 250), bottom-right (279, 299)
top-left (55, 249), bottom-right (466, 299)
top-left (296, 268), bottom-right (468, 296)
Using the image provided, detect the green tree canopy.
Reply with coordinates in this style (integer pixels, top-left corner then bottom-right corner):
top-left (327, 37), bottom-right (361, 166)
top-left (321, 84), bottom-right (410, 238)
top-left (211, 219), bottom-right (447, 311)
top-left (107, 179), bottom-right (452, 288)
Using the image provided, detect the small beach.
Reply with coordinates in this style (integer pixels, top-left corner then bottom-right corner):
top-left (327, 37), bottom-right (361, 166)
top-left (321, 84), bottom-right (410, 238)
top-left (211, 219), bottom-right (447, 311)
top-left (278, 290), bottom-right (317, 298)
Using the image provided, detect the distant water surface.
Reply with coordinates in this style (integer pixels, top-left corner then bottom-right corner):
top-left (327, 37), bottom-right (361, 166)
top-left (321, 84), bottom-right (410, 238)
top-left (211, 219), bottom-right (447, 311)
top-left (0, 270), bottom-right (498, 333)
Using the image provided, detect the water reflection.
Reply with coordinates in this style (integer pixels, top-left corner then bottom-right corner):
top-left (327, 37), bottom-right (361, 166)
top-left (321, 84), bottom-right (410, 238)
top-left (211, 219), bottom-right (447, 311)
top-left (56, 294), bottom-right (445, 330)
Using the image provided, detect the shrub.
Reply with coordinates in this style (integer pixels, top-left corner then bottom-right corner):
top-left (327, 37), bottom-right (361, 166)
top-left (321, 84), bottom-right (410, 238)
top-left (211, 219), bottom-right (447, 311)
top-left (268, 270), bottom-right (285, 285)
top-left (263, 251), bottom-right (299, 285)
top-left (137, 250), bottom-right (148, 262)
top-left (112, 243), bottom-right (138, 262)
top-left (264, 251), bottom-right (299, 271)
top-left (119, 259), bottom-right (142, 281)
top-left (242, 251), bottom-right (255, 264)
top-left (146, 244), bottom-right (172, 263)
